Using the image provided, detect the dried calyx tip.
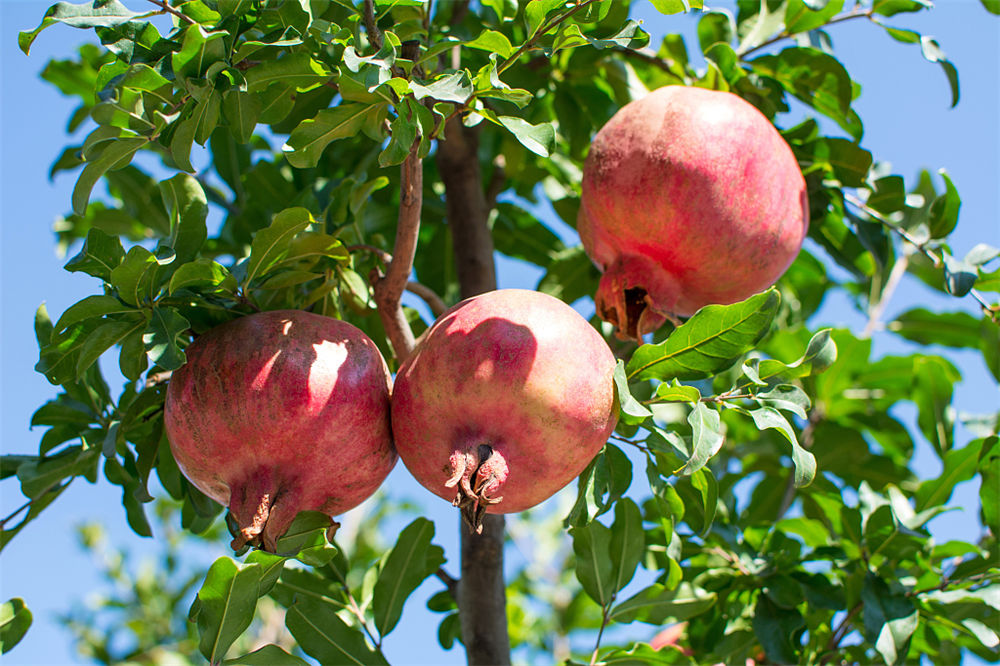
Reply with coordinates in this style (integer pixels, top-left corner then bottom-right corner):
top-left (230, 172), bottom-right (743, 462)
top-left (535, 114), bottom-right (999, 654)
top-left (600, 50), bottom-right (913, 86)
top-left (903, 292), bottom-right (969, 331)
top-left (445, 444), bottom-right (506, 534)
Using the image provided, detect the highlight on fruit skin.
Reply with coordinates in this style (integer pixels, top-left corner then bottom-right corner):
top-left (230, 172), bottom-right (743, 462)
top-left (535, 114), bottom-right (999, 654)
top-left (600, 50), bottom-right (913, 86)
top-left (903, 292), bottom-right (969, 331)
top-left (578, 85), bottom-right (810, 340)
top-left (163, 309), bottom-right (396, 553)
top-left (390, 289), bottom-right (618, 533)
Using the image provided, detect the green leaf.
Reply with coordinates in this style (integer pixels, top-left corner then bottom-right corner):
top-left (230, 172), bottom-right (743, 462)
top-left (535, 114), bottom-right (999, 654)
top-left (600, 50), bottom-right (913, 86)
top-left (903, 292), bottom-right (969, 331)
top-left (0, 598), bottom-right (32, 654)
top-left (889, 308), bottom-right (983, 349)
top-left (284, 104), bottom-right (382, 168)
top-left (172, 25), bottom-right (227, 80)
top-left (17, 445), bottom-right (98, 499)
top-left (913, 355), bottom-right (959, 455)
top-left (223, 91), bottom-right (262, 144)
top-left (36, 320), bottom-right (101, 385)
top-left (873, 0), bottom-right (932, 16)
top-left (627, 289), bottom-right (780, 382)
top-left (169, 259), bottom-right (236, 295)
top-left (72, 137), bottom-right (148, 215)
top-left (373, 517), bottom-right (446, 637)
top-left (53, 295), bottom-right (134, 333)
top-left (928, 170), bottom-right (960, 238)
top-left (244, 54), bottom-right (333, 93)
top-left (609, 498), bottom-right (644, 596)
top-left (756, 328), bottom-right (838, 382)
top-left (861, 574), bottom-right (919, 666)
top-left (159, 173), bottom-right (208, 265)
top-left (919, 36), bottom-right (959, 107)
top-left (785, 0), bottom-right (844, 33)
top-left (410, 71), bottom-right (474, 104)
top-left (244, 208), bottom-right (314, 286)
top-left (224, 644), bottom-right (309, 666)
top-left (465, 30), bottom-right (514, 58)
top-left (498, 116), bottom-right (555, 157)
top-left (194, 557), bottom-right (263, 664)
top-left (749, 406), bottom-right (816, 487)
top-left (676, 402), bottom-right (724, 477)
top-left (979, 436), bottom-right (999, 533)
top-left (143, 307), bottom-right (190, 371)
top-left (286, 598), bottom-right (388, 665)
top-left (942, 252), bottom-right (978, 297)
top-left (525, 0), bottom-right (564, 36)
top-left (610, 582), bottom-right (716, 624)
top-left (650, 0), bottom-right (689, 15)
top-left (110, 246), bottom-right (160, 307)
top-left (752, 47), bottom-right (860, 139)
top-left (756, 384), bottom-right (811, 419)
top-left (564, 444), bottom-right (632, 527)
top-left (752, 594), bottom-right (805, 664)
top-left (613, 360), bottom-right (653, 425)
top-left (19, 0), bottom-right (140, 55)
top-left (77, 317), bottom-right (145, 379)
top-left (570, 519), bottom-right (614, 606)
top-left (674, 468), bottom-right (717, 536)
top-left (654, 380), bottom-right (701, 403)
top-left (272, 512), bottom-right (338, 565)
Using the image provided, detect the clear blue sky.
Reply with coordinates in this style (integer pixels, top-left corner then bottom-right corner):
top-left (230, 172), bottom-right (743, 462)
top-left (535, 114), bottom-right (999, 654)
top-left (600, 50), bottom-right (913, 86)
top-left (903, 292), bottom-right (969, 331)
top-left (1, 1), bottom-right (997, 664)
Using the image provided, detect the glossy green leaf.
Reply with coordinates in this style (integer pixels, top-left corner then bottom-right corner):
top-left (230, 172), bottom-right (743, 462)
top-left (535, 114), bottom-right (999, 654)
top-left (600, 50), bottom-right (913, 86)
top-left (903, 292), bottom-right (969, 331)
top-left (244, 54), bottom-right (333, 93)
top-left (159, 173), bottom-right (208, 265)
top-left (564, 444), bottom-right (633, 527)
top-left (283, 104), bottom-right (381, 168)
top-left (373, 517), bottom-right (446, 637)
top-left (862, 574), bottom-right (919, 666)
top-left (676, 402), bottom-right (724, 477)
top-left (223, 644), bottom-right (309, 666)
top-left (465, 30), bottom-right (514, 58)
top-left (756, 384), bottom-right (811, 419)
top-left (571, 518), bottom-right (614, 606)
top-left (169, 259), bottom-right (236, 295)
top-left (755, 328), bottom-right (837, 382)
top-left (53, 295), bottom-right (134, 333)
top-left (498, 116), bottom-right (555, 157)
top-left (919, 36), bottom-right (959, 107)
top-left (627, 289), bottom-right (780, 382)
top-left (17, 445), bottom-right (98, 499)
top-left (194, 557), bottom-right (263, 664)
top-left (72, 137), bottom-right (147, 215)
top-left (753, 594), bottom-right (805, 664)
top-left (674, 468), bottom-right (717, 536)
top-left (142, 307), bottom-right (189, 371)
top-left (525, 0), bottom-right (564, 36)
top-left (979, 436), bottom-right (999, 532)
top-left (244, 208), bottom-right (314, 286)
top-left (609, 498), bottom-right (644, 596)
top-left (610, 582), bottom-right (716, 624)
top-left (889, 308), bottom-right (983, 349)
top-left (750, 406), bottom-right (816, 487)
top-left (613, 360), bottom-right (653, 425)
top-left (19, 0), bottom-right (140, 55)
top-left (0, 598), bottom-right (32, 654)
top-left (36, 319), bottom-right (101, 385)
top-left (76, 317), bottom-right (145, 379)
top-left (785, 0), bottom-right (844, 33)
top-left (286, 598), bottom-right (388, 666)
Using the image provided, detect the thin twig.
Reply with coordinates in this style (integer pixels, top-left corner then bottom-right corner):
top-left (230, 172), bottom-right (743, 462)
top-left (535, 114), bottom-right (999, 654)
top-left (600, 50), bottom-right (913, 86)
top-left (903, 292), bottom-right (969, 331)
top-left (589, 604), bottom-right (613, 666)
top-left (497, 0), bottom-right (601, 76)
top-left (435, 568), bottom-right (460, 600)
top-left (372, 147), bottom-right (421, 362)
top-left (819, 602), bottom-right (863, 665)
top-left (347, 244), bottom-right (393, 266)
top-left (862, 249), bottom-right (911, 338)
top-left (738, 7), bottom-right (874, 58)
top-left (406, 281), bottom-right (448, 318)
top-left (363, 0), bottom-right (384, 51)
top-left (146, 0), bottom-right (196, 25)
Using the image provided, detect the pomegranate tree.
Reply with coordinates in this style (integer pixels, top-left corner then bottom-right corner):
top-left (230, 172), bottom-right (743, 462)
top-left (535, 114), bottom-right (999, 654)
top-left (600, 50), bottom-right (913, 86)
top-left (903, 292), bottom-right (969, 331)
top-left (164, 310), bottom-right (395, 552)
top-left (390, 289), bottom-right (617, 531)
top-left (578, 85), bottom-right (809, 339)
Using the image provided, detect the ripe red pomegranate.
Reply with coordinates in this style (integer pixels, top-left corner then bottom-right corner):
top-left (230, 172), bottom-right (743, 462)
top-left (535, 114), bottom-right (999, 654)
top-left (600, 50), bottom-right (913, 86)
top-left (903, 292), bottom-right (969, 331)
top-left (164, 310), bottom-right (395, 552)
top-left (579, 85), bottom-right (809, 339)
top-left (390, 289), bottom-right (617, 531)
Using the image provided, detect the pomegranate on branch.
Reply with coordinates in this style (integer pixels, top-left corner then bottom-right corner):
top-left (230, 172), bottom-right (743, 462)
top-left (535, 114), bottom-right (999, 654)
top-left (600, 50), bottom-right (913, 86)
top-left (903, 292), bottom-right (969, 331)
top-left (579, 85), bottom-right (809, 340)
top-left (390, 289), bottom-right (617, 532)
top-left (164, 310), bottom-right (396, 552)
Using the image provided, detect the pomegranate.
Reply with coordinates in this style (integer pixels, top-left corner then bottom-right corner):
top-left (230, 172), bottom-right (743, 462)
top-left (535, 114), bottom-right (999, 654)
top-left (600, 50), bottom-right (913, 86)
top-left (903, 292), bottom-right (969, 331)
top-left (578, 85), bottom-right (809, 339)
top-left (164, 310), bottom-right (395, 552)
top-left (390, 289), bottom-right (617, 531)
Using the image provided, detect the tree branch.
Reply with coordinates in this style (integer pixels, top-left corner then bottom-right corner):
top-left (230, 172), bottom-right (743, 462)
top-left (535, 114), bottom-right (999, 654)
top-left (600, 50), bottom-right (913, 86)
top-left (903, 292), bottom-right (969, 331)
top-left (737, 7), bottom-right (875, 58)
top-left (372, 148), bottom-right (421, 362)
top-left (146, 0), bottom-right (196, 25)
top-left (363, 0), bottom-right (383, 51)
top-left (406, 281), bottom-right (448, 318)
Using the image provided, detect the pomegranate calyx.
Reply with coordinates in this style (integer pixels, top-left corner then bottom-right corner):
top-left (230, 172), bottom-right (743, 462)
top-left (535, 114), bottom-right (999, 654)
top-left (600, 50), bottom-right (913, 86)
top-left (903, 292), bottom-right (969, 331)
top-left (445, 445), bottom-right (508, 534)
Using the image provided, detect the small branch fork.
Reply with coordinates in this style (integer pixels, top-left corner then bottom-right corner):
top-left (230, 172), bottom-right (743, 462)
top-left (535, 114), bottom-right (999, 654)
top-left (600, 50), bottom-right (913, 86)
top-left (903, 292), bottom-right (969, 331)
top-left (146, 0), bottom-right (196, 25)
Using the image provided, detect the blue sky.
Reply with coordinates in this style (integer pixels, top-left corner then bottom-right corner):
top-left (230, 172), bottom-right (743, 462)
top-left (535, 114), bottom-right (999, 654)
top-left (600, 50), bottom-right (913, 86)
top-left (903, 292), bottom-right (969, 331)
top-left (1, 1), bottom-right (998, 664)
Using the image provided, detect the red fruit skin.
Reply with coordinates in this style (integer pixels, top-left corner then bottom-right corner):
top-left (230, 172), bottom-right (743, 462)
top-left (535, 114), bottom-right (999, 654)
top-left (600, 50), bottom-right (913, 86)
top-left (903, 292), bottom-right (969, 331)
top-left (390, 289), bottom-right (618, 523)
top-left (579, 85), bottom-right (809, 338)
top-left (164, 310), bottom-right (395, 551)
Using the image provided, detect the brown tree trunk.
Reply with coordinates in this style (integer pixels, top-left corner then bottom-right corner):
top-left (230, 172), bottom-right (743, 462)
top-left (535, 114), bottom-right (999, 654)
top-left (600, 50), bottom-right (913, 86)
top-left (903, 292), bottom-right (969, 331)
top-left (437, 116), bottom-right (511, 666)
